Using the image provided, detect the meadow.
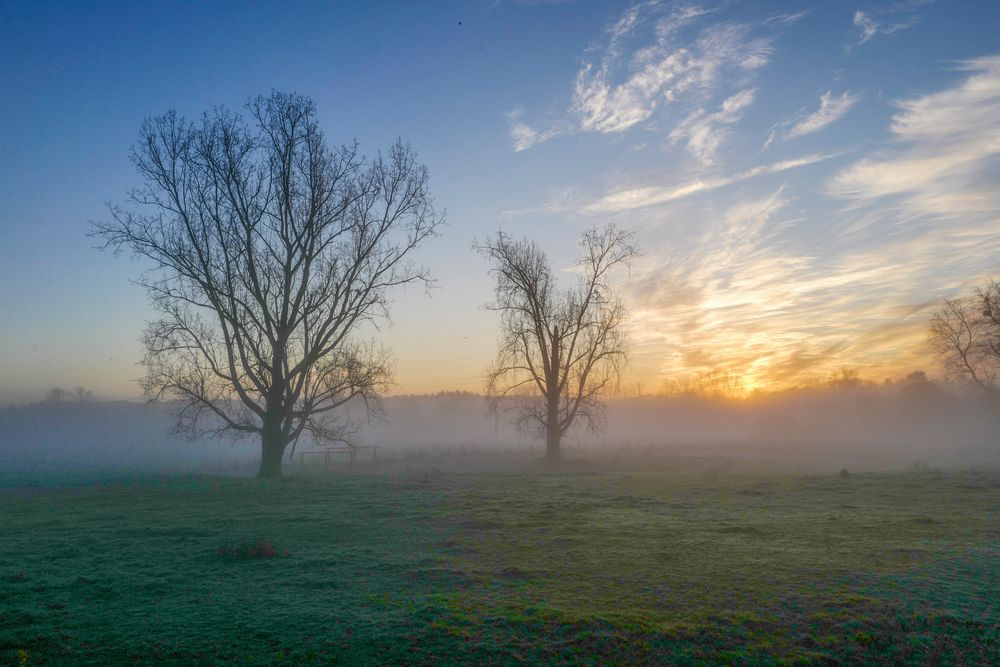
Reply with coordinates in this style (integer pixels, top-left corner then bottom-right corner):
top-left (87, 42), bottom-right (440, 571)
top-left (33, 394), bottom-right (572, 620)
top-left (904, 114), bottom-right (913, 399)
top-left (1, 458), bottom-right (998, 665)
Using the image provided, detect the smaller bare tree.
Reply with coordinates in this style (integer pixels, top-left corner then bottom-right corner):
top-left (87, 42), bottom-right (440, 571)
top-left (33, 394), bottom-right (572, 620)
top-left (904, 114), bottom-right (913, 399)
top-left (929, 284), bottom-right (1000, 395)
top-left (477, 225), bottom-right (637, 458)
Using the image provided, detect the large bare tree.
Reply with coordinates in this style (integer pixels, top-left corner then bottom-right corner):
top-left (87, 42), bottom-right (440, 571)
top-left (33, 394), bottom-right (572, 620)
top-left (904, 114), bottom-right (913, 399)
top-left (929, 282), bottom-right (1000, 395)
top-left (93, 92), bottom-right (443, 477)
top-left (477, 226), bottom-right (636, 458)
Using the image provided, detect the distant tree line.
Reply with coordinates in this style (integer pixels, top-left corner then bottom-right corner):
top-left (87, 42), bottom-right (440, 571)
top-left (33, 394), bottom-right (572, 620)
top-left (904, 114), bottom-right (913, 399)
top-left (45, 386), bottom-right (94, 402)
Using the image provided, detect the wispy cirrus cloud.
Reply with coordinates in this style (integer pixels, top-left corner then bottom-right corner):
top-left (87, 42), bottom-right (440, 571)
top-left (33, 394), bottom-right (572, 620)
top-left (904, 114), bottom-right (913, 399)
top-left (502, 3), bottom-right (999, 392)
top-left (787, 90), bottom-right (860, 139)
top-left (500, 152), bottom-right (837, 218)
top-left (669, 88), bottom-right (755, 165)
top-left (506, 109), bottom-right (561, 152)
top-left (828, 55), bottom-right (1000, 215)
top-left (851, 11), bottom-right (881, 45)
top-left (498, 186), bottom-right (586, 219)
top-left (621, 188), bottom-right (909, 389)
top-left (509, 2), bottom-right (790, 152)
top-left (571, 18), bottom-right (770, 136)
top-left (763, 90), bottom-right (860, 149)
top-left (623, 190), bottom-right (945, 390)
top-left (584, 152), bottom-right (836, 214)
top-left (621, 55), bottom-right (1000, 390)
top-left (849, 2), bottom-right (934, 48)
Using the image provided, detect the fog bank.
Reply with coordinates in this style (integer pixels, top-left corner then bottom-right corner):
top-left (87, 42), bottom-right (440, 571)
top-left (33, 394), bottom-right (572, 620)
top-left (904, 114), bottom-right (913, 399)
top-left (1, 380), bottom-right (997, 477)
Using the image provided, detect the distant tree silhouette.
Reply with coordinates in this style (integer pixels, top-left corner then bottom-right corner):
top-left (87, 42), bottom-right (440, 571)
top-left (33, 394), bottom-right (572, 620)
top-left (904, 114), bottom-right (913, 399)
top-left (45, 386), bottom-right (93, 402)
top-left (827, 367), bottom-right (864, 389)
top-left (477, 226), bottom-right (636, 458)
top-left (897, 369), bottom-right (948, 408)
top-left (93, 92), bottom-right (442, 477)
top-left (929, 283), bottom-right (1000, 395)
top-left (662, 370), bottom-right (747, 399)
top-left (45, 387), bottom-right (69, 402)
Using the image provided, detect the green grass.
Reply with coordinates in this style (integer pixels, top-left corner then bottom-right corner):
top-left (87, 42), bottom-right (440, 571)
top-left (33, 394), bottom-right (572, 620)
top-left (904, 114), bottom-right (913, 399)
top-left (1, 466), bottom-right (998, 664)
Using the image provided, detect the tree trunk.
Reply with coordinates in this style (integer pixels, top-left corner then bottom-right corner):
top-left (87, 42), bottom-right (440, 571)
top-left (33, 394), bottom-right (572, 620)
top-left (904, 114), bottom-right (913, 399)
top-left (257, 420), bottom-right (286, 478)
top-left (545, 423), bottom-right (561, 459)
top-left (545, 329), bottom-right (562, 459)
top-left (545, 395), bottom-right (561, 459)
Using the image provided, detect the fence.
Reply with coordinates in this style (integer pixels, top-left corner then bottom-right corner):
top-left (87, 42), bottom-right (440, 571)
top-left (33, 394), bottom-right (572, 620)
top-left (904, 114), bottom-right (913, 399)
top-left (298, 446), bottom-right (378, 472)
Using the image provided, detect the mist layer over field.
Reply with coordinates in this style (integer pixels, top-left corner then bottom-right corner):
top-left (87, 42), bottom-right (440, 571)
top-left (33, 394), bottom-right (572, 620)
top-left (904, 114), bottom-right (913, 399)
top-left (3, 380), bottom-right (997, 477)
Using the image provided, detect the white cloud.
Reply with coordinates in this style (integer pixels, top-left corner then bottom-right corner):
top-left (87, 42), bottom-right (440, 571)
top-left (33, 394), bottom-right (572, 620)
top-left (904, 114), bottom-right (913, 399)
top-left (621, 187), bottom-right (896, 388)
top-left (618, 56), bottom-right (1000, 389)
top-left (828, 55), bottom-right (1000, 212)
top-left (762, 91), bottom-right (860, 150)
top-left (509, 120), bottom-right (541, 152)
top-left (622, 187), bottom-right (976, 389)
top-left (585, 152), bottom-right (836, 214)
top-left (506, 109), bottom-right (561, 152)
top-left (669, 88), bottom-right (755, 164)
top-left (500, 5), bottom-right (1000, 391)
top-left (767, 10), bottom-right (810, 26)
top-left (849, 2), bottom-right (931, 48)
top-left (787, 91), bottom-right (860, 139)
top-left (852, 11), bottom-right (879, 45)
top-left (510, 2), bottom-right (786, 151)
top-left (499, 186), bottom-right (585, 219)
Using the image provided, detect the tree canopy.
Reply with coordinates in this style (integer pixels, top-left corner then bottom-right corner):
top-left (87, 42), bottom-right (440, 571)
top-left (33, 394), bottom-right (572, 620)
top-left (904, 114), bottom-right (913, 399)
top-left (94, 91), bottom-right (443, 476)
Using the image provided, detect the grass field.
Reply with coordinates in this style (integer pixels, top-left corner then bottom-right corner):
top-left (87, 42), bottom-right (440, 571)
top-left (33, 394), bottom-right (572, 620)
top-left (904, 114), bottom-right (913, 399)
top-left (1, 461), bottom-right (998, 665)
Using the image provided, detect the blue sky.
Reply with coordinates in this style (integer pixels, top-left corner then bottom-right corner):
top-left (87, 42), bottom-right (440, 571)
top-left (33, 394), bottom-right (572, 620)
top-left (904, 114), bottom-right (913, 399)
top-left (2, 0), bottom-right (1000, 403)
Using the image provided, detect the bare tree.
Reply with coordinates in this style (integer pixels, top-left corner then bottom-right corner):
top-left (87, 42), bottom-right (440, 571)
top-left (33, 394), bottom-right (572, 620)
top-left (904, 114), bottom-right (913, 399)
top-left (93, 92), bottom-right (443, 477)
top-left (477, 226), bottom-right (636, 458)
top-left (929, 286), bottom-right (1000, 395)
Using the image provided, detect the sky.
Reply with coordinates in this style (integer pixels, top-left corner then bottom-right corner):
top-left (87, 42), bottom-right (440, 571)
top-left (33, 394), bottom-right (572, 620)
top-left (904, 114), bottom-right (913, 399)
top-left (1, 0), bottom-right (1000, 404)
